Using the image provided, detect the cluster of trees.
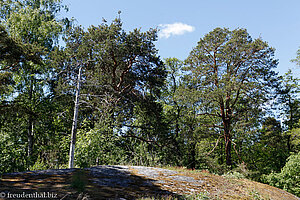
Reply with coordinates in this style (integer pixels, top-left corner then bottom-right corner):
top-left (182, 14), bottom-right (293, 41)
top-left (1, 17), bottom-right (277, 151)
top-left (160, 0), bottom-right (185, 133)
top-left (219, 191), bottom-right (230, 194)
top-left (0, 0), bottom-right (299, 196)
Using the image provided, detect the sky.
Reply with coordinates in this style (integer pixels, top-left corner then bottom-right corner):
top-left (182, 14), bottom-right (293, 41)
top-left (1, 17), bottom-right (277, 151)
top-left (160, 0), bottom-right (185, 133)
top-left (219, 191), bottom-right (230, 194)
top-left (62, 0), bottom-right (300, 76)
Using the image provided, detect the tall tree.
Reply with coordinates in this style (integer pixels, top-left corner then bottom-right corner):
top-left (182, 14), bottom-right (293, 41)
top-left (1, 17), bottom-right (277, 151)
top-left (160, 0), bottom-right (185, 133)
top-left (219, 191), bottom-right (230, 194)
top-left (248, 117), bottom-right (288, 174)
top-left (276, 70), bottom-right (300, 152)
top-left (160, 58), bottom-right (184, 165)
top-left (52, 18), bottom-right (166, 167)
top-left (0, 0), bottom-right (69, 166)
top-left (277, 70), bottom-right (300, 130)
top-left (0, 25), bottom-right (24, 101)
top-left (161, 58), bottom-right (212, 169)
top-left (184, 28), bottom-right (278, 166)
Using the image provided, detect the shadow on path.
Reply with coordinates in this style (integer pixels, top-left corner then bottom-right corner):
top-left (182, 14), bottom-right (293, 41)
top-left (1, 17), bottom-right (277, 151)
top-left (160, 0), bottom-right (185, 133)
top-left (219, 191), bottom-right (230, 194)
top-left (0, 166), bottom-right (184, 200)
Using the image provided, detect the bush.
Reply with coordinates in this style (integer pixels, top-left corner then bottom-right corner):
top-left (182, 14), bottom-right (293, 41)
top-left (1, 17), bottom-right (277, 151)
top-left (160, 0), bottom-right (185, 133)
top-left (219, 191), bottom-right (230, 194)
top-left (263, 152), bottom-right (300, 197)
top-left (29, 158), bottom-right (48, 171)
top-left (75, 124), bottom-right (129, 168)
top-left (222, 171), bottom-right (245, 179)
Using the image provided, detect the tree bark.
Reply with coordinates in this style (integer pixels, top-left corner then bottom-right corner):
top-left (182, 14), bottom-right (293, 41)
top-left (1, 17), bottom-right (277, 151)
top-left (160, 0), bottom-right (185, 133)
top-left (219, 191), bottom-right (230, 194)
top-left (220, 106), bottom-right (232, 166)
top-left (27, 116), bottom-right (34, 157)
top-left (68, 66), bottom-right (82, 168)
top-left (221, 94), bottom-right (233, 167)
top-left (27, 75), bottom-right (34, 165)
top-left (224, 130), bottom-right (232, 166)
top-left (187, 142), bottom-right (196, 169)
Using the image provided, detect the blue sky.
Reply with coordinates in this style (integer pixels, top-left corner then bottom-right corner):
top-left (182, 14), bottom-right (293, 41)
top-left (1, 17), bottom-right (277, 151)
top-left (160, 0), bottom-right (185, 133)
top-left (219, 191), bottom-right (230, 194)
top-left (62, 0), bottom-right (300, 76)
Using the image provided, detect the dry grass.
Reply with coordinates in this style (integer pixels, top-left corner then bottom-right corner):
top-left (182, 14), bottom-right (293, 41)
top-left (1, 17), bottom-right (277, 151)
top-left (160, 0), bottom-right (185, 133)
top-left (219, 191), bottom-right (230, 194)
top-left (153, 166), bottom-right (299, 200)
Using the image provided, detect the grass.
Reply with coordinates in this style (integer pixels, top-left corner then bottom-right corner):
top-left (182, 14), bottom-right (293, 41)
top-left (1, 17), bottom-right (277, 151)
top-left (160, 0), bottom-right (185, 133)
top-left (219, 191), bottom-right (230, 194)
top-left (249, 189), bottom-right (264, 200)
top-left (136, 192), bottom-right (211, 200)
top-left (146, 166), bottom-right (298, 200)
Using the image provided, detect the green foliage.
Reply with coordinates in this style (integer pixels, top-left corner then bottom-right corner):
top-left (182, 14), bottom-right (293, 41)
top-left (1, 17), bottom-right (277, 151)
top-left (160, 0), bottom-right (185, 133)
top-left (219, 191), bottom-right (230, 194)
top-left (29, 157), bottom-right (48, 171)
top-left (286, 127), bottom-right (300, 152)
top-left (292, 47), bottom-right (300, 66)
top-left (0, 25), bottom-right (25, 63)
top-left (277, 70), bottom-right (300, 129)
top-left (0, 0), bottom-right (68, 48)
top-left (75, 122), bottom-right (126, 168)
top-left (184, 27), bottom-right (278, 166)
top-left (0, 4), bottom-right (299, 199)
top-left (0, 25), bottom-right (27, 101)
top-left (0, 129), bottom-right (27, 173)
top-left (249, 189), bottom-right (264, 200)
top-left (74, 113), bottom-right (167, 168)
top-left (52, 17), bottom-right (167, 169)
top-left (222, 171), bottom-right (245, 179)
top-left (276, 70), bottom-right (300, 154)
top-left (244, 117), bottom-right (289, 176)
top-left (0, 0), bottom-right (71, 172)
top-left (263, 152), bottom-right (300, 197)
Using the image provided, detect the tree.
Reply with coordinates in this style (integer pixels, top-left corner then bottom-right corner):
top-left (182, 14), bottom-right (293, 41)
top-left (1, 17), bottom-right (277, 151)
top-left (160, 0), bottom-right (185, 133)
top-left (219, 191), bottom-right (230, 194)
top-left (250, 117), bottom-right (288, 174)
top-left (160, 58), bottom-right (185, 165)
top-left (184, 28), bottom-right (278, 166)
top-left (0, 25), bottom-right (26, 64)
top-left (0, 0), bottom-right (69, 167)
top-left (52, 18), bottom-right (166, 167)
top-left (277, 70), bottom-right (300, 152)
top-left (277, 70), bottom-right (300, 129)
top-left (0, 25), bottom-right (23, 101)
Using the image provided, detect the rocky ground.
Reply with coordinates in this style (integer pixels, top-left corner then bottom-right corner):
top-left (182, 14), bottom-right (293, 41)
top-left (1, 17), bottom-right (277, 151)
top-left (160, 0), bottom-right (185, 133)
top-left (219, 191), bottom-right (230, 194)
top-left (0, 165), bottom-right (299, 199)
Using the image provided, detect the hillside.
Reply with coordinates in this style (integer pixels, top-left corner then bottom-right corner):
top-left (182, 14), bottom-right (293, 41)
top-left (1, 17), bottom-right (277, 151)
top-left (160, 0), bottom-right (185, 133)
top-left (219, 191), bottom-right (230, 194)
top-left (0, 165), bottom-right (299, 200)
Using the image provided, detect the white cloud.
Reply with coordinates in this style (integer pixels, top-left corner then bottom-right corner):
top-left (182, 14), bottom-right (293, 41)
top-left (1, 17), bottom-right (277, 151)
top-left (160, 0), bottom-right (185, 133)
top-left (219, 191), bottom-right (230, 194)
top-left (159, 22), bottom-right (195, 39)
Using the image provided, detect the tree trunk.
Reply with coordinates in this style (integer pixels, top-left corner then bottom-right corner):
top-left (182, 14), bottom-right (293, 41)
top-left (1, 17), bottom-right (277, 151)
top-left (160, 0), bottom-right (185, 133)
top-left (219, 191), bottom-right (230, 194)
top-left (27, 75), bottom-right (34, 166)
top-left (68, 66), bottom-right (82, 168)
top-left (187, 142), bottom-right (196, 169)
top-left (221, 95), bottom-right (232, 167)
top-left (287, 134), bottom-right (291, 152)
top-left (224, 131), bottom-right (232, 166)
top-left (173, 104), bottom-right (182, 165)
top-left (220, 139), bottom-right (224, 165)
top-left (27, 117), bottom-right (34, 157)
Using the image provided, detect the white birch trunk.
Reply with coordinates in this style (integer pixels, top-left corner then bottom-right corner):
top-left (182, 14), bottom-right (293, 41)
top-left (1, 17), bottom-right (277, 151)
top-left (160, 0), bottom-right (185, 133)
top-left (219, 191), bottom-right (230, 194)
top-left (68, 66), bottom-right (82, 168)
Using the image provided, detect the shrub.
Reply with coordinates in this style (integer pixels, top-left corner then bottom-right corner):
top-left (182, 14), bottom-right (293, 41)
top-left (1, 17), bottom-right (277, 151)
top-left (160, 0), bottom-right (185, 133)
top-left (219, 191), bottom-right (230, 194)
top-left (29, 158), bottom-right (48, 171)
top-left (263, 152), bottom-right (300, 197)
top-left (222, 171), bottom-right (245, 179)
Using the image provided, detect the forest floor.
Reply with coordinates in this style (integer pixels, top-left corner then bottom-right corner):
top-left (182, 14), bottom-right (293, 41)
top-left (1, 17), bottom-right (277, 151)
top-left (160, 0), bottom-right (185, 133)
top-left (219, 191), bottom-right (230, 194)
top-left (0, 165), bottom-right (299, 200)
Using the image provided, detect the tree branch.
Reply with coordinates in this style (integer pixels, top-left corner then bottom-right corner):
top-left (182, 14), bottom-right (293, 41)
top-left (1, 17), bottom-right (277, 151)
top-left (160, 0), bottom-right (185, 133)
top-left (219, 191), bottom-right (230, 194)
top-left (205, 135), bottom-right (222, 156)
top-left (122, 134), bottom-right (162, 147)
